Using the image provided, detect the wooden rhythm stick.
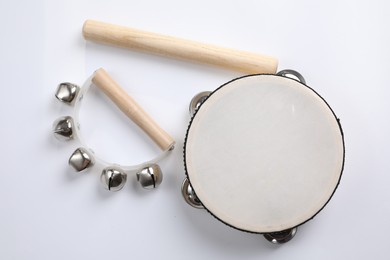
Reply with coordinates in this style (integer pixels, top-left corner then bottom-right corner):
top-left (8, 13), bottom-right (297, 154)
top-left (92, 68), bottom-right (175, 151)
top-left (83, 20), bottom-right (278, 74)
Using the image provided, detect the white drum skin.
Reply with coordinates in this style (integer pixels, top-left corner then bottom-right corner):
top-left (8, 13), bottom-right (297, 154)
top-left (184, 74), bottom-right (344, 233)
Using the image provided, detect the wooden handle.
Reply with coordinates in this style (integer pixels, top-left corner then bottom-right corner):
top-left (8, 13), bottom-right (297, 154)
top-left (92, 68), bottom-right (175, 151)
top-left (83, 20), bottom-right (278, 74)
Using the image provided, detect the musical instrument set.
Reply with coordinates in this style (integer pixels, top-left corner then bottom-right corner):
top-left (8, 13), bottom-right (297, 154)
top-left (52, 20), bottom-right (344, 244)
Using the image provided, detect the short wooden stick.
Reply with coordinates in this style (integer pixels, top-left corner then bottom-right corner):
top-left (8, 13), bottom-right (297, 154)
top-left (83, 20), bottom-right (278, 74)
top-left (92, 68), bottom-right (175, 151)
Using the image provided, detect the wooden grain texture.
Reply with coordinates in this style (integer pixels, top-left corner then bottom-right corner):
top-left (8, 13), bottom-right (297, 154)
top-left (83, 20), bottom-right (278, 74)
top-left (92, 68), bottom-right (175, 151)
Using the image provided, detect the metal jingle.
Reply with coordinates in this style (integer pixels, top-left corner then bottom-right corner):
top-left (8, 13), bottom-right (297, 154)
top-left (52, 116), bottom-right (75, 141)
top-left (189, 91), bottom-right (212, 116)
top-left (55, 82), bottom-right (80, 104)
top-left (277, 69), bottom-right (306, 84)
top-left (100, 167), bottom-right (127, 192)
top-left (263, 227), bottom-right (298, 244)
top-left (181, 177), bottom-right (204, 209)
top-left (136, 164), bottom-right (163, 189)
top-left (68, 147), bottom-right (95, 172)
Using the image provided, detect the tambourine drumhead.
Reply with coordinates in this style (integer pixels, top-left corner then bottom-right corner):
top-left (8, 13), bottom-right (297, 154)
top-left (184, 74), bottom-right (344, 233)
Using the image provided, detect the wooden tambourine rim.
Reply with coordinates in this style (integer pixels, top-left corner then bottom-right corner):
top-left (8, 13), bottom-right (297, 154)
top-left (183, 73), bottom-right (345, 234)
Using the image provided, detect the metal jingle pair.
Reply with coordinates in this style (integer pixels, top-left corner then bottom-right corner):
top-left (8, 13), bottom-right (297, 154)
top-left (53, 69), bottom-right (174, 191)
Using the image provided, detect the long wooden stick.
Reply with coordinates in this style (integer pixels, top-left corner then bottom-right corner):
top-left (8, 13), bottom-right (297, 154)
top-left (83, 20), bottom-right (278, 74)
top-left (92, 68), bottom-right (175, 151)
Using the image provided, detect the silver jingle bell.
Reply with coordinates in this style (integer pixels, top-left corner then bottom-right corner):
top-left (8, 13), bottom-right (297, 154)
top-left (276, 69), bottom-right (306, 84)
top-left (136, 164), bottom-right (163, 189)
top-left (55, 82), bottom-right (80, 104)
top-left (263, 227), bottom-right (298, 244)
top-left (101, 167), bottom-right (127, 192)
top-left (189, 91), bottom-right (211, 116)
top-left (181, 177), bottom-right (203, 209)
top-left (53, 116), bottom-right (75, 141)
top-left (68, 147), bottom-right (95, 172)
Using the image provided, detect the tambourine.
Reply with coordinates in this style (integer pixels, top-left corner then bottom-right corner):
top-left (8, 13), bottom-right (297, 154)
top-left (183, 71), bottom-right (344, 243)
top-left (82, 20), bottom-right (345, 243)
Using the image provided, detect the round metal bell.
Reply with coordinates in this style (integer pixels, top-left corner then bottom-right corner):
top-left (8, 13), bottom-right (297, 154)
top-left (52, 116), bottom-right (75, 141)
top-left (189, 91), bottom-right (211, 116)
top-left (263, 227), bottom-right (298, 244)
top-left (55, 82), bottom-right (80, 104)
top-left (136, 164), bottom-right (163, 189)
top-left (69, 147), bottom-right (95, 172)
top-left (100, 167), bottom-right (127, 192)
top-left (181, 177), bottom-right (203, 209)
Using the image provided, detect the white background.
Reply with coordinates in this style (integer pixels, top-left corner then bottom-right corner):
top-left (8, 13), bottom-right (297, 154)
top-left (1, 0), bottom-right (389, 259)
